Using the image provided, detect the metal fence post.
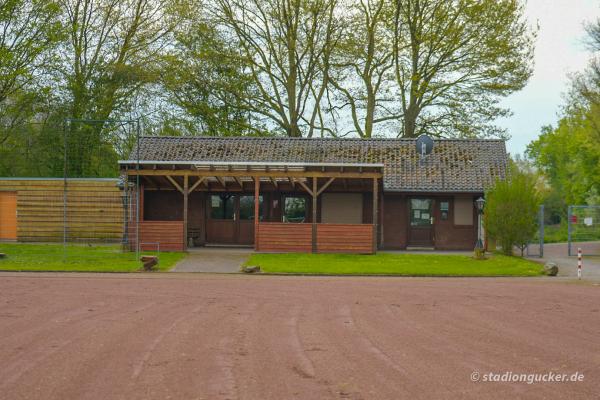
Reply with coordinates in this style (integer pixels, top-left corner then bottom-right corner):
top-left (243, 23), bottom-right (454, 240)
top-left (539, 204), bottom-right (544, 258)
top-left (567, 205), bottom-right (572, 256)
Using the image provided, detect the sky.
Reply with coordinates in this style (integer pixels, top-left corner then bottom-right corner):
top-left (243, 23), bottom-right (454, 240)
top-left (500, 0), bottom-right (600, 156)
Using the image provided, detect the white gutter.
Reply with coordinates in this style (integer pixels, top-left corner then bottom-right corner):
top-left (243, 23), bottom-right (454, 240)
top-left (117, 160), bottom-right (384, 168)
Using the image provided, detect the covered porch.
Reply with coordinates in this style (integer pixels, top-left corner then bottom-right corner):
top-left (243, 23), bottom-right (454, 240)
top-left (123, 161), bottom-right (383, 254)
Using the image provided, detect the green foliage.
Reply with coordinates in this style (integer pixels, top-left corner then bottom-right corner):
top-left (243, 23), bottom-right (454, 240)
top-left (524, 14), bottom-right (600, 223)
top-left (0, 243), bottom-right (185, 272)
top-left (245, 253), bottom-right (543, 276)
top-left (526, 110), bottom-right (600, 207)
top-left (0, 0), bottom-right (537, 178)
top-left (393, 0), bottom-right (536, 138)
top-left (484, 168), bottom-right (541, 256)
top-left (159, 17), bottom-right (262, 136)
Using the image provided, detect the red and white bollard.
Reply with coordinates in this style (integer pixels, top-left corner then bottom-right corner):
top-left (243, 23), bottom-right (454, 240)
top-left (577, 247), bottom-right (582, 280)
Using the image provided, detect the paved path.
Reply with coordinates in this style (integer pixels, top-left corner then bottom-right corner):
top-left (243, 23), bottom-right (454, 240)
top-left (527, 241), bottom-right (600, 278)
top-left (0, 273), bottom-right (598, 400)
top-left (171, 247), bottom-right (252, 272)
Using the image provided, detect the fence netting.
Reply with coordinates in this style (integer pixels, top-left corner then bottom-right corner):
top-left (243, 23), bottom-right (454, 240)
top-left (568, 205), bottom-right (600, 256)
top-left (0, 119), bottom-right (146, 269)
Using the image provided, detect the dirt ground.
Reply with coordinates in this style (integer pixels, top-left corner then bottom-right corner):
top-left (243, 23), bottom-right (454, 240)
top-left (0, 273), bottom-right (598, 400)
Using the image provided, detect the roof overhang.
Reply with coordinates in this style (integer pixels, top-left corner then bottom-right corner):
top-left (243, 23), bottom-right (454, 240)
top-left (118, 160), bottom-right (384, 168)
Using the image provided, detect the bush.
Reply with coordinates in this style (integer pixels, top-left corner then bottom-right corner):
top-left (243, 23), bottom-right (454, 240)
top-left (484, 170), bottom-right (541, 256)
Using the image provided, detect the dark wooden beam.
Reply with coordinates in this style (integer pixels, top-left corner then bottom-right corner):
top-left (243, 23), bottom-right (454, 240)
top-left (233, 176), bottom-right (244, 189)
top-left (270, 177), bottom-right (278, 189)
top-left (183, 175), bottom-right (189, 251)
top-left (189, 177), bottom-right (205, 193)
top-left (372, 177), bottom-right (378, 253)
top-left (215, 176), bottom-right (227, 189)
top-left (316, 177), bottom-right (335, 196)
top-left (142, 175), bottom-right (158, 189)
top-left (295, 178), bottom-right (313, 196)
top-left (165, 176), bottom-right (184, 194)
top-left (312, 177), bottom-right (317, 253)
top-left (254, 177), bottom-right (260, 251)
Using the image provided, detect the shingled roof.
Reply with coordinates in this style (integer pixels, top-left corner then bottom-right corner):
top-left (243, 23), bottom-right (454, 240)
top-left (125, 136), bottom-right (508, 192)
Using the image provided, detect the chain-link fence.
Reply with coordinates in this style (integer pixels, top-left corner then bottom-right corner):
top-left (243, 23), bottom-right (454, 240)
top-left (0, 119), bottom-right (147, 270)
top-left (568, 205), bottom-right (600, 256)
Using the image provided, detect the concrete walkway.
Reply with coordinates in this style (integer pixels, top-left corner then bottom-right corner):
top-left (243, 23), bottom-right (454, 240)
top-left (526, 241), bottom-right (600, 279)
top-left (171, 247), bottom-right (252, 273)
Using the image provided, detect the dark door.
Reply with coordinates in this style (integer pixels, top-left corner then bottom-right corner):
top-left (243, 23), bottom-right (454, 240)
top-left (408, 198), bottom-right (434, 247)
top-left (206, 194), bottom-right (236, 243)
top-left (206, 194), bottom-right (262, 245)
top-left (237, 195), bottom-right (262, 245)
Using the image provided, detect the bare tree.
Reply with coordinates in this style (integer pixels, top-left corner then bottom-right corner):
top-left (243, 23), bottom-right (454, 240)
top-left (215, 0), bottom-right (341, 137)
top-left (328, 0), bottom-right (400, 138)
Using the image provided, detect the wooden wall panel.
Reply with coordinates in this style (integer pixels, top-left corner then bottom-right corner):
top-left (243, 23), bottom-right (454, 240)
top-left (133, 221), bottom-right (184, 251)
top-left (0, 179), bottom-right (123, 242)
top-left (317, 224), bottom-right (373, 254)
top-left (257, 222), bottom-right (312, 252)
top-left (382, 194), bottom-right (408, 249)
top-left (257, 222), bottom-right (373, 253)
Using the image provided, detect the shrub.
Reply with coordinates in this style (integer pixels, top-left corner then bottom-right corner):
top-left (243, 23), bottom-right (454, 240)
top-left (484, 169), bottom-right (541, 256)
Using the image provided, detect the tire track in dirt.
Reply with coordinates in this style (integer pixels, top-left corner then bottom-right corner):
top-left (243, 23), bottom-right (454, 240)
top-left (0, 301), bottom-right (159, 392)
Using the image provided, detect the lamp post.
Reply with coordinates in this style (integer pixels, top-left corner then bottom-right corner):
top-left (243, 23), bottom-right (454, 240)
top-left (475, 197), bottom-right (485, 252)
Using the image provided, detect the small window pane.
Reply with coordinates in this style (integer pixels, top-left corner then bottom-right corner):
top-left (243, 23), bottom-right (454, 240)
top-left (210, 195), bottom-right (234, 219)
top-left (284, 197), bottom-right (306, 223)
top-left (239, 195), bottom-right (263, 220)
top-left (410, 199), bottom-right (432, 226)
top-left (440, 201), bottom-right (449, 220)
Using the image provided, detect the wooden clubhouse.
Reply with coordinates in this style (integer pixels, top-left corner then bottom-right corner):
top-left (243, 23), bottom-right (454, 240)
top-left (119, 137), bottom-right (508, 253)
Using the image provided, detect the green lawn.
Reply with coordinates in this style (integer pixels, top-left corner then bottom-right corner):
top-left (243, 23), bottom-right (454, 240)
top-left (0, 243), bottom-right (185, 272)
top-left (245, 252), bottom-right (544, 276)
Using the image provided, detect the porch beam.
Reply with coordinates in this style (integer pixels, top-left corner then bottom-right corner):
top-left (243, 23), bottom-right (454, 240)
top-left (183, 175), bottom-right (189, 251)
top-left (294, 178), bottom-right (313, 196)
top-left (142, 175), bottom-right (158, 189)
top-left (269, 177), bottom-right (278, 189)
top-left (316, 177), bottom-right (335, 196)
top-left (233, 176), bottom-right (244, 189)
top-left (254, 177), bottom-right (260, 251)
top-left (372, 177), bottom-right (378, 253)
top-left (312, 177), bottom-right (317, 253)
top-left (189, 177), bottom-right (205, 193)
top-left (126, 169), bottom-right (382, 179)
top-left (215, 176), bottom-right (227, 189)
top-left (165, 175), bottom-right (184, 194)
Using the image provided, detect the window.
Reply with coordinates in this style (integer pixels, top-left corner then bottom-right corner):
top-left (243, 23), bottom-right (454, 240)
top-left (210, 194), bottom-right (234, 219)
top-left (454, 197), bottom-right (473, 225)
top-left (410, 198), bottom-right (432, 226)
top-left (440, 201), bottom-right (449, 221)
top-left (283, 197), bottom-right (306, 222)
top-left (239, 195), bottom-right (263, 220)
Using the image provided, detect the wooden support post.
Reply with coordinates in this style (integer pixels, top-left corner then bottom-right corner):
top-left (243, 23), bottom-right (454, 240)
top-left (183, 175), bottom-right (189, 251)
top-left (372, 177), bottom-right (378, 253)
top-left (312, 177), bottom-right (317, 253)
top-left (254, 177), bottom-right (260, 251)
